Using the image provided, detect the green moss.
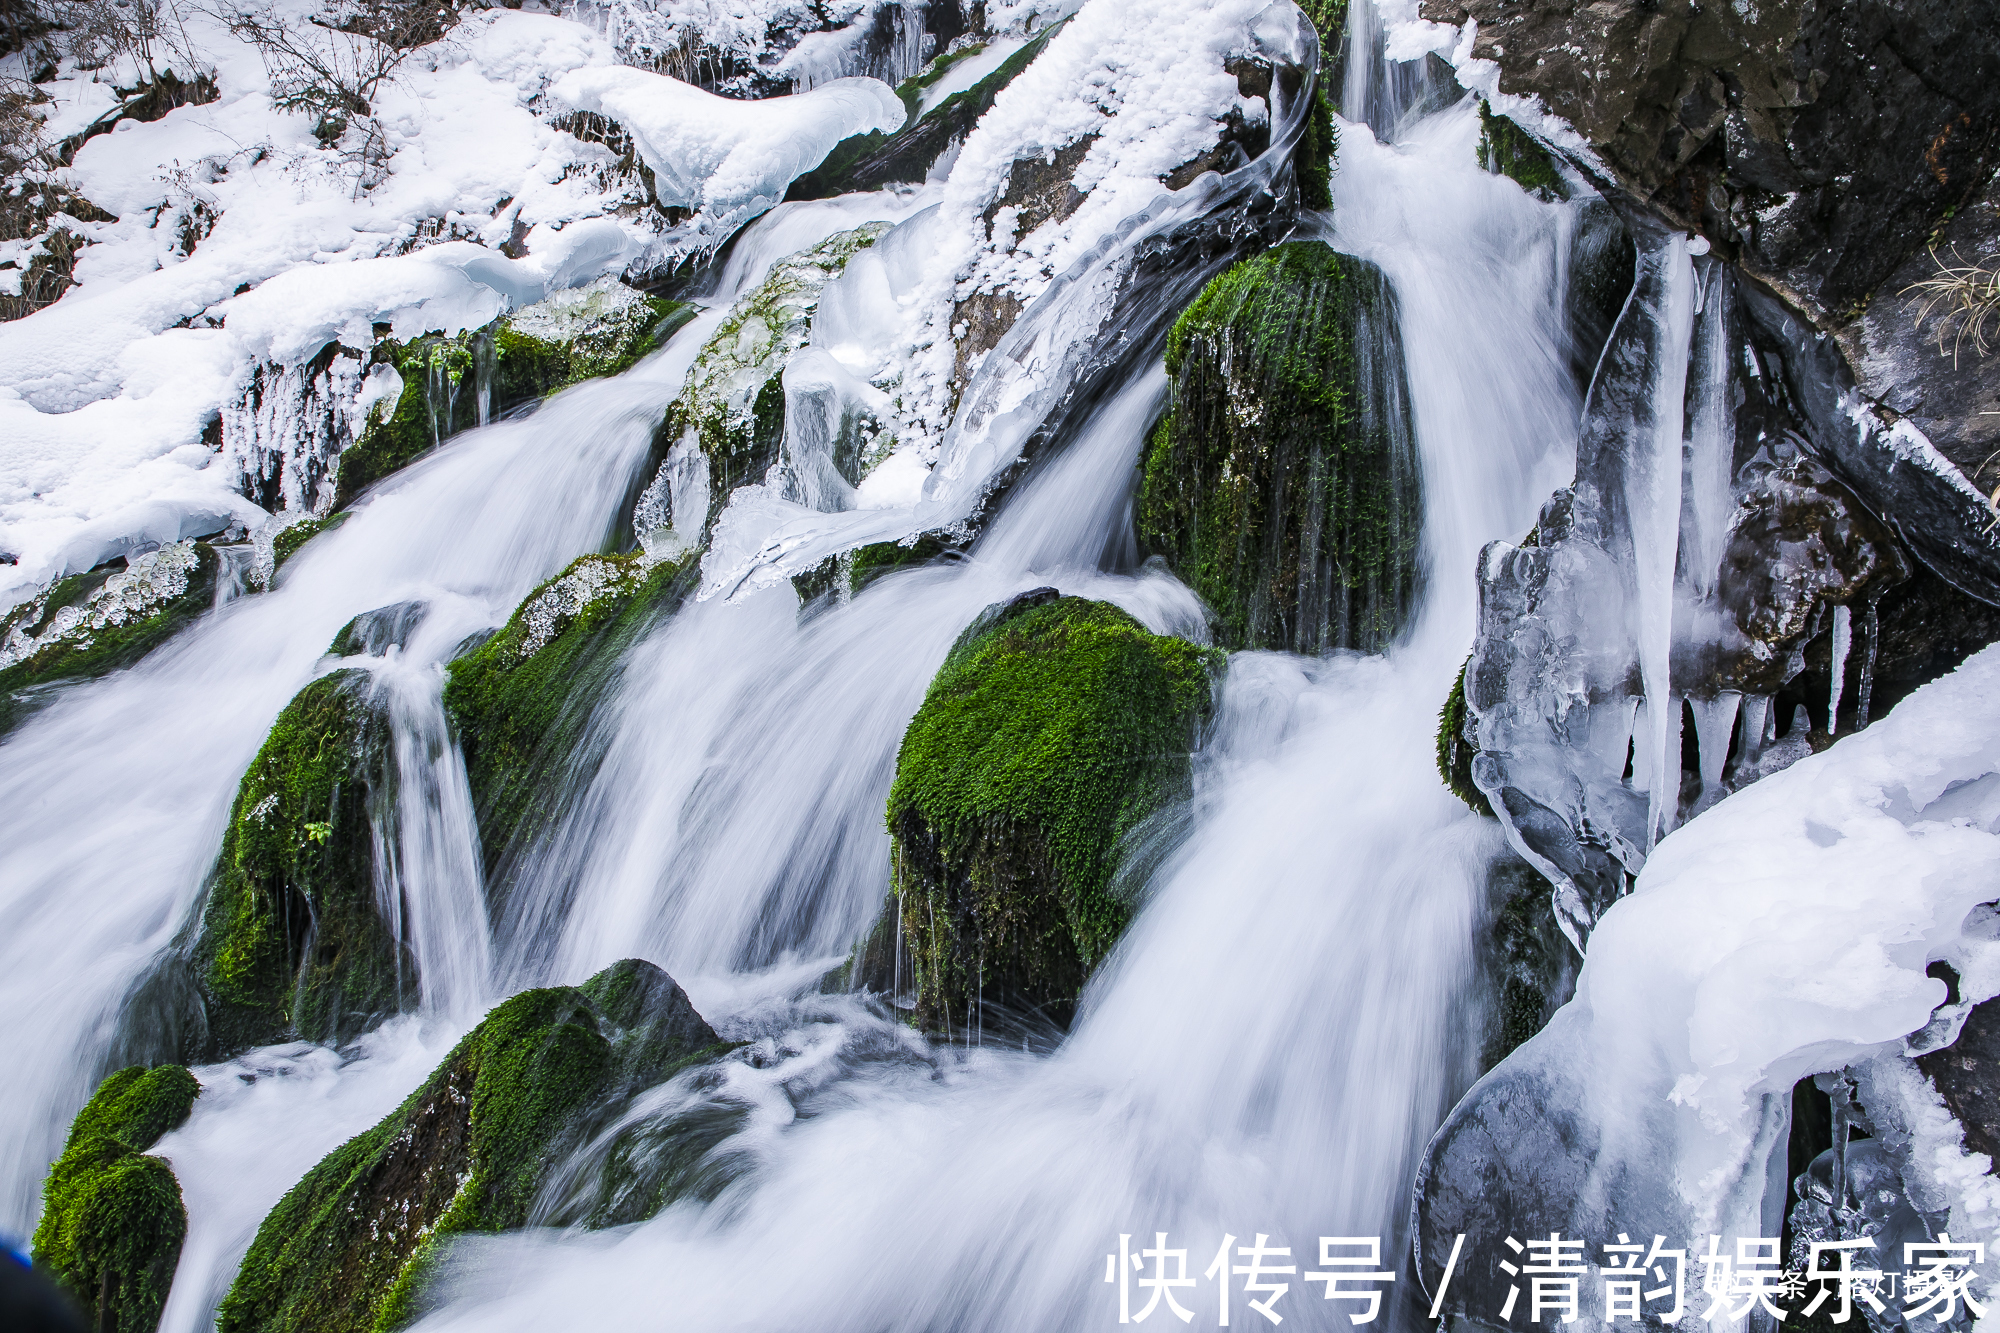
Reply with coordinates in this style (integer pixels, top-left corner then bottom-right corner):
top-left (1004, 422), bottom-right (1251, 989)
top-left (444, 553), bottom-right (695, 875)
top-left (0, 542), bottom-right (220, 732)
top-left (1140, 241), bottom-right (1421, 653)
top-left (1476, 101), bottom-right (1567, 200)
top-left (216, 961), bottom-right (722, 1333)
top-left (1296, 0), bottom-right (1348, 57)
top-left (33, 1066), bottom-right (200, 1333)
top-left (333, 290), bottom-right (692, 510)
top-left (271, 512), bottom-right (350, 571)
top-left (190, 670), bottom-right (406, 1054)
top-left (887, 592), bottom-right (1219, 1032)
top-left (1437, 657), bottom-right (1492, 817)
top-left (1293, 85), bottom-right (1336, 212)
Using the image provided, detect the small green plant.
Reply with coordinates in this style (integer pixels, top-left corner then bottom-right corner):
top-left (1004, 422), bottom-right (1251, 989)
top-left (1903, 246), bottom-right (2000, 366)
top-left (301, 821), bottom-right (332, 845)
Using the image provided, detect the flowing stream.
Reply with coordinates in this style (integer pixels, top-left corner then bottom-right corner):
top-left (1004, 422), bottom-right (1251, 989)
top-left (3, 35), bottom-right (1594, 1333)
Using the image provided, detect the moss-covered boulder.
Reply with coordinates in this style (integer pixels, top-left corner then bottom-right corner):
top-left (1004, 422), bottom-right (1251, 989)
top-left (887, 590), bottom-right (1219, 1032)
top-left (33, 1066), bottom-right (201, 1333)
top-left (0, 540), bottom-right (220, 731)
top-left (1139, 241), bottom-right (1421, 653)
top-left (658, 225), bottom-right (890, 521)
top-left (443, 552), bottom-right (695, 876)
top-left (333, 279), bottom-right (694, 509)
top-left (190, 670), bottom-right (408, 1056)
top-left (215, 960), bottom-right (723, 1333)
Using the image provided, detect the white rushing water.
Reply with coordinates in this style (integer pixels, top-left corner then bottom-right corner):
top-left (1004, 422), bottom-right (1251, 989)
top-left (400, 99), bottom-right (1575, 1333)
top-left (1, 33), bottom-right (1591, 1333)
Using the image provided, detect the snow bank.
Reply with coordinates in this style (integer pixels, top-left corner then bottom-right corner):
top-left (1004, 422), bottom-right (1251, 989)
top-left (0, 3), bottom-right (768, 608)
top-left (551, 66), bottom-right (905, 250)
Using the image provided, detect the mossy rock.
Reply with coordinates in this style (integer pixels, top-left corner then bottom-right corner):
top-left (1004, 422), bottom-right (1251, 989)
top-left (271, 512), bottom-right (350, 572)
top-left (0, 540), bottom-right (219, 732)
top-left (333, 283), bottom-right (694, 510)
top-left (189, 669), bottom-right (409, 1056)
top-left (1139, 241), bottom-right (1421, 653)
top-left (790, 533), bottom-right (960, 607)
top-left (657, 226), bottom-right (890, 529)
top-left (887, 590), bottom-right (1220, 1033)
top-left (33, 1065), bottom-right (200, 1333)
top-left (215, 960), bottom-right (724, 1333)
top-left (786, 22), bottom-right (1065, 200)
top-left (1476, 101), bottom-right (1567, 200)
top-left (1437, 657), bottom-right (1492, 817)
top-left (443, 552), bottom-right (696, 879)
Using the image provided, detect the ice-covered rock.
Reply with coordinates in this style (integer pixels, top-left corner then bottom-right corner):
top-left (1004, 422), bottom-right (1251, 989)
top-left (1420, 640), bottom-right (2000, 1329)
top-left (1464, 227), bottom-right (1948, 950)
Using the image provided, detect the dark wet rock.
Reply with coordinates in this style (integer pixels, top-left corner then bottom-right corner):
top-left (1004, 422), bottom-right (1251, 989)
top-left (188, 670), bottom-right (408, 1057)
top-left (214, 960), bottom-right (725, 1333)
top-left (788, 22), bottom-right (1065, 201)
top-left (1850, 174), bottom-right (2000, 488)
top-left (888, 591), bottom-right (1218, 1033)
top-left (1139, 240), bottom-right (1420, 653)
top-left (1474, 855), bottom-right (1574, 1073)
top-left (32, 1066), bottom-right (200, 1333)
top-left (1415, 0), bottom-right (2000, 332)
top-left (1465, 241), bottom-right (1996, 946)
top-left (328, 600), bottom-right (427, 657)
top-left (1919, 996), bottom-right (2000, 1165)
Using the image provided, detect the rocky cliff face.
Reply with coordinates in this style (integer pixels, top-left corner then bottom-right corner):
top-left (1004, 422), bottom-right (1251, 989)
top-left (1422, 0), bottom-right (2000, 461)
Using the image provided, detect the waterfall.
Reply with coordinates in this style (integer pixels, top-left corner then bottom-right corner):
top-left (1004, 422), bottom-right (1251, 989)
top-left (4, 15), bottom-right (1592, 1333)
top-left (0, 334), bottom-right (697, 1233)
top-left (297, 96), bottom-right (1570, 1333)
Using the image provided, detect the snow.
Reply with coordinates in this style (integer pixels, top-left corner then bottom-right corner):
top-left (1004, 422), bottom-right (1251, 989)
top-left (1533, 640), bottom-right (2000, 1257)
top-left (549, 65), bottom-right (906, 251)
top-left (0, 2), bottom-right (900, 611)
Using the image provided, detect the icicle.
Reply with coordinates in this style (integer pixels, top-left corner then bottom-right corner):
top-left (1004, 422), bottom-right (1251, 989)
top-left (473, 328), bottom-right (496, 429)
top-left (1684, 265), bottom-right (1734, 597)
top-left (1632, 235), bottom-right (1696, 847)
top-left (1659, 691), bottom-right (1686, 835)
top-left (1857, 601), bottom-right (1880, 730)
top-left (1828, 604), bottom-right (1852, 737)
top-left (1629, 699), bottom-right (1653, 794)
top-left (1688, 693), bottom-right (1741, 812)
top-left (1735, 694), bottom-right (1771, 773)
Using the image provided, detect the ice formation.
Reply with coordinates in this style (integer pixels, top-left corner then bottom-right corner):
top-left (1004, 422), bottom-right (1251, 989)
top-left (1424, 642), bottom-right (2000, 1321)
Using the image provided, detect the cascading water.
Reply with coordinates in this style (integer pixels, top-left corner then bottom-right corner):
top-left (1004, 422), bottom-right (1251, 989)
top-left (2, 19), bottom-right (1593, 1333)
top-left (367, 97), bottom-right (1582, 1333)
